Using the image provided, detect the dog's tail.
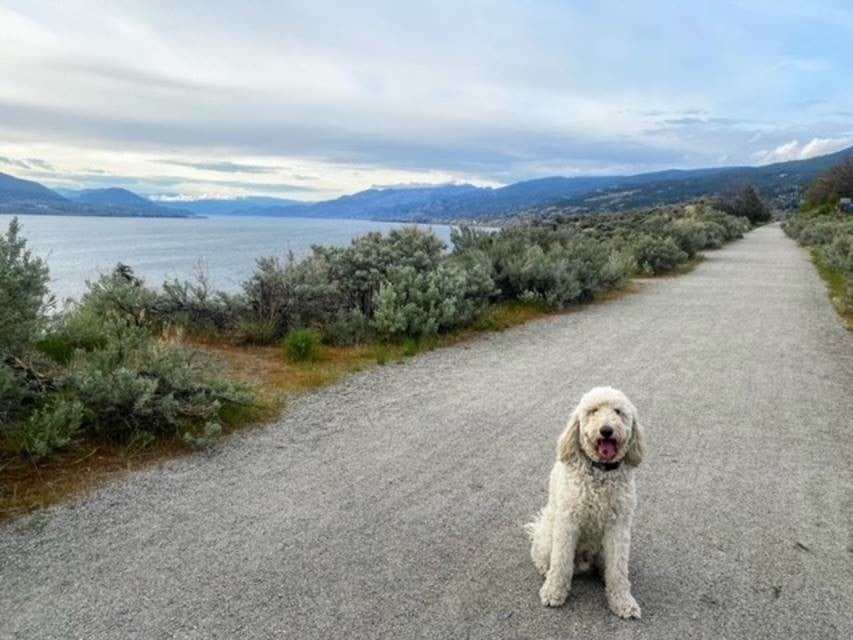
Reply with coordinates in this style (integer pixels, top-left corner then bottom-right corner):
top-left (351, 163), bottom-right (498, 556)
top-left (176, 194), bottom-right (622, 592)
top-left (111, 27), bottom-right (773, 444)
top-left (523, 508), bottom-right (546, 541)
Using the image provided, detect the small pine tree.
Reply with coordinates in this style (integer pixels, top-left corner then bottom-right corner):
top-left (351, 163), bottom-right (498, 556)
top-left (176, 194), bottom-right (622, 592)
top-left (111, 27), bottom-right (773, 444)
top-left (716, 186), bottom-right (771, 225)
top-left (734, 186), bottom-right (771, 224)
top-left (0, 218), bottom-right (51, 358)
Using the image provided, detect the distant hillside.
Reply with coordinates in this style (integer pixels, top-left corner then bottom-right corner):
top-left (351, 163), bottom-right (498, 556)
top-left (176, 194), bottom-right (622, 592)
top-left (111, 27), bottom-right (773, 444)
top-left (422, 168), bottom-right (730, 220)
top-left (226, 147), bottom-right (852, 222)
top-left (243, 183), bottom-right (482, 221)
top-left (71, 187), bottom-right (194, 217)
top-left (0, 174), bottom-right (194, 218)
top-left (158, 196), bottom-right (301, 216)
top-left (73, 187), bottom-right (155, 208)
top-left (52, 187), bottom-right (82, 199)
top-left (0, 172), bottom-right (66, 203)
top-left (544, 146), bottom-right (853, 214)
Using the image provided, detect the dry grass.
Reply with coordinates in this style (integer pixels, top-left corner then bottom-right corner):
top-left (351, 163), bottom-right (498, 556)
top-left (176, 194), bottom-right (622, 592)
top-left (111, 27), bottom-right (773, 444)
top-left (193, 338), bottom-right (385, 395)
top-left (0, 438), bottom-right (190, 520)
top-left (810, 249), bottom-right (853, 331)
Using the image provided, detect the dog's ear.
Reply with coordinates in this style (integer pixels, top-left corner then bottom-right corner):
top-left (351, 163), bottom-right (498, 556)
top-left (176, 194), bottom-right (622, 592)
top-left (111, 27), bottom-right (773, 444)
top-left (557, 409), bottom-right (581, 463)
top-left (624, 412), bottom-right (647, 467)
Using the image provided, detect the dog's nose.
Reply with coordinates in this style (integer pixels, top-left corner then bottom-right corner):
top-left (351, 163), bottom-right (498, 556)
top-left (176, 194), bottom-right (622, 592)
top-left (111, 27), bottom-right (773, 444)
top-left (600, 426), bottom-right (614, 438)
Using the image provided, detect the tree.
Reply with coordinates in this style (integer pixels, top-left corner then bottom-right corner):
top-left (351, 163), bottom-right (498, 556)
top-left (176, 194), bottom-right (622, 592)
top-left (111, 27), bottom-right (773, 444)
top-left (804, 157), bottom-right (853, 209)
top-left (715, 185), bottom-right (771, 225)
top-left (0, 218), bottom-right (51, 359)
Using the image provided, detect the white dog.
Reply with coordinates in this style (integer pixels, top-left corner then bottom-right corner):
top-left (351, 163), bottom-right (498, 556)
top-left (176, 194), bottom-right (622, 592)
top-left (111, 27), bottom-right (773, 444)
top-left (526, 386), bottom-right (647, 619)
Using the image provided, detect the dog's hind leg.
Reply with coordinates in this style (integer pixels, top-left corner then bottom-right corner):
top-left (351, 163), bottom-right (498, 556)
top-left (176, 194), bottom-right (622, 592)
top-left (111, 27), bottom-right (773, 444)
top-left (526, 507), bottom-right (552, 576)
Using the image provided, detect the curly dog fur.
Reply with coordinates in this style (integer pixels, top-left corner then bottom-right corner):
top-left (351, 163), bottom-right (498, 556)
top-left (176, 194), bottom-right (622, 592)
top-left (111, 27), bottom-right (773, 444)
top-left (525, 386), bottom-right (647, 619)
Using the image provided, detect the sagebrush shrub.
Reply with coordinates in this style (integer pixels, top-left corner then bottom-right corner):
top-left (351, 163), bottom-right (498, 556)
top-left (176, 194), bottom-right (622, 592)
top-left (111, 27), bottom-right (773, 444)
top-left (784, 212), bottom-right (853, 310)
top-left (65, 343), bottom-right (251, 442)
top-left (0, 362), bottom-right (36, 427)
top-left (158, 273), bottom-right (242, 334)
top-left (79, 264), bottom-right (159, 330)
top-left (824, 234), bottom-right (853, 307)
top-left (237, 316), bottom-right (281, 345)
top-left (321, 308), bottom-right (371, 346)
top-left (316, 227), bottom-right (445, 317)
top-left (372, 260), bottom-right (493, 338)
top-left (241, 255), bottom-right (341, 343)
top-left (283, 328), bottom-right (321, 362)
top-left (631, 235), bottom-right (689, 275)
top-left (665, 218), bottom-right (708, 258)
top-left (20, 399), bottom-right (84, 457)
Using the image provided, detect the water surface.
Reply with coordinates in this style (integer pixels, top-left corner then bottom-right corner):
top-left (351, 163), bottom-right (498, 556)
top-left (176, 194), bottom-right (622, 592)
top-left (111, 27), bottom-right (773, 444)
top-left (1, 214), bottom-right (454, 301)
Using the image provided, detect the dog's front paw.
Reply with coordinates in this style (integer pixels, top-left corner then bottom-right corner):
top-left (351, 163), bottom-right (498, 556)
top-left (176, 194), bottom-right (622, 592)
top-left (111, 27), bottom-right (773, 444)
top-left (608, 592), bottom-right (641, 619)
top-left (539, 579), bottom-right (569, 607)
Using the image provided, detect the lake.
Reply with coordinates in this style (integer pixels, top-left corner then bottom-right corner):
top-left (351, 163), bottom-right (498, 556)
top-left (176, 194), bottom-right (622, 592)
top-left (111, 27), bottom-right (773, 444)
top-left (1, 214), bottom-right (455, 301)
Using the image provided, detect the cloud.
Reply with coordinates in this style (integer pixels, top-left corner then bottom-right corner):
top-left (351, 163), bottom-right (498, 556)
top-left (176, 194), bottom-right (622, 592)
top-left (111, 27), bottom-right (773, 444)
top-left (0, 155), bottom-right (29, 169)
top-left (661, 117), bottom-right (748, 127)
top-left (156, 159), bottom-right (283, 174)
top-left (41, 172), bottom-right (321, 196)
top-left (25, 158), bottom-right (54, 171)
top-left (0, 1), bottom-right (851, 194)
top-left (752, 137), bottom-right (852, 164)
top-left (0, 155), bottom-right (54, 171)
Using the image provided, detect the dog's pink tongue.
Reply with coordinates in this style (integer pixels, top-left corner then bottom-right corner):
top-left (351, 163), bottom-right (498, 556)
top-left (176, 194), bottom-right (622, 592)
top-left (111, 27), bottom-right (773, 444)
top-left (597, 438), bottom-right (618, 461)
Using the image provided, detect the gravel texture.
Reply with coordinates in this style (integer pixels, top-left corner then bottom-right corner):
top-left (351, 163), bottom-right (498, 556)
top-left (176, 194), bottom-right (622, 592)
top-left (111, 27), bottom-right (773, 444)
top-left (2, 224), bottom-right (852, 639)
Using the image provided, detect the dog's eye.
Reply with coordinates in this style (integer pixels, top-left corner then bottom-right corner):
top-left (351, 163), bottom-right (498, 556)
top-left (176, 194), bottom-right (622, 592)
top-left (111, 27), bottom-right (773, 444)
top-left (589, 407), bottom-right (598, 414)
top-left (615, 408), bottom-right (624, 417)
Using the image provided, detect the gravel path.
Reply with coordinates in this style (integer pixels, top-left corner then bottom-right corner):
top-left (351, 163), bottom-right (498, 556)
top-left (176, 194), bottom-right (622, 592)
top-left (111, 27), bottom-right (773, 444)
top-left (2, 224), bottom-right (852, 639)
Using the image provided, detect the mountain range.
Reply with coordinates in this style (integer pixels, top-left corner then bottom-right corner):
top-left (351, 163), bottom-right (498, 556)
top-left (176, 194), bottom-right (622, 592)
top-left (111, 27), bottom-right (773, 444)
top-left (0, 176), bottom-right (195, 218)
top-left (2, 145), bottom-right (851, 222)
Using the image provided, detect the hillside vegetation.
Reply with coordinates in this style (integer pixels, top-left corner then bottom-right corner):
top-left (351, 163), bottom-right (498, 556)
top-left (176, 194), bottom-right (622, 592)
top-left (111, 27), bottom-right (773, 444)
top-left (128, 202), bottom-right (750, 346)
top-left (783, 158), bottom-right (853, 327)
top-left (1, 201), bottom-right (753, 509)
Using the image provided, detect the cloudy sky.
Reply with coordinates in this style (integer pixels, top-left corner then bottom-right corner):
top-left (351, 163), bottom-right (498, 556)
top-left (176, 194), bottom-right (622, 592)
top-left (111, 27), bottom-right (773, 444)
top-left (1, 0), bottom-right (852, 201)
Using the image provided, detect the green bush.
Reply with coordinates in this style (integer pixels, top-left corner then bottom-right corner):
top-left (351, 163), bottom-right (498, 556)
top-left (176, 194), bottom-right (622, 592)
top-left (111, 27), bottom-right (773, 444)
top-left (601, 248), bottom-right (637, 288)
top-left (64, 342), bottom-right (252, 442)
top-left (0, 218), bottom-right (51, 359)
top-left (402, 338), bottom-right (420, 356)
top-left (240, 255), bottom-right (341, 344)
top-left (374, 345), bottom-right (389, 365)
top-left (372, 260), bottom-right (493, 338)
top-left (283, 328), bottom-right (321, 362)
top-left (20, 399), bottom-right (84, 457)
top-left (316, 227), bottom-right (445, 318)
top-left (824, 234), bottom-right (853, 307)
top-left (783, 211), bottom-right (853, 312)
top-left (237, 316), bottom-right (281, 345)
top-left (79, 264), bottom-right (159, 330)
top-left (665, 218), bottom-right (709, 258)
top-left (158, 273), bottom-right (242, 335)
top-left (0, 362), bottom-right (36, 427)
top-left (632, 235), bottom-right (689, 275)
top-left (321, 309), bottom-right (370, 346)
top-left (463, 230), bottom-right (611, 308)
